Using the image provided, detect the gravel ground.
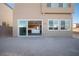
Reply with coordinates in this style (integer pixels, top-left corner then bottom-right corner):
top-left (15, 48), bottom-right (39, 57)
top-left (0, 37), bottom-right (79, 56)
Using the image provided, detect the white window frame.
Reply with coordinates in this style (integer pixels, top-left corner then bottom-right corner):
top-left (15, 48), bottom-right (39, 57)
top-left (17, 19), bottom-right (28, 37)
top-left (59, 19), bottom-right (71, 31)
top-left (48, 19), bottom-right (71, 31)
top-left (48, 19), bottom-right (59, 31)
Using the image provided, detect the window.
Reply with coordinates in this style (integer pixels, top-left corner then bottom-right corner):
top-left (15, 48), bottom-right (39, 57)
top-left (59, 3), bottom-right (63, 7)
top-left (51, 3), bottom-right (58, 8)
top-left (47, 3), bottom-right (51, 7)
top-left (48, 19), bottom-right (59, 30)
top-left (47, 3), bottom-right (58, 8)
top-left (53, 20), bottom-right (59, 30)
top-left (18, 20), bottom-right (28, 27)
top-left (49, 20), bottom-right (53, 30)
top-left (60, 20), bottom-right (71, 30)
top-left (65, 20), bottom-right (71, 30)
top-left (18, 20), bottom-right (28, 36)
top-left (63, 3), bottom-right (68, 8)
top-left (61, 20), bottom-right (65, 30)
top-left (47, 3), bottom-right (68, 8)
top-left (48, 19), bottom-right (71, 31)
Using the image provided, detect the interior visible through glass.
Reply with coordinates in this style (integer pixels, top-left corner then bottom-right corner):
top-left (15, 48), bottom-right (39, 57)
top-left (28, 21), bottom-right (42, 35)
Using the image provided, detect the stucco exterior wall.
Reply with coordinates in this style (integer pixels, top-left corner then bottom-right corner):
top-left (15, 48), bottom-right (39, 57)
top-left (0, 4), bottom-right (13, 27)
top-left (0, 4), bottom-right (13, 37)
top-left (13, 3), bottom-right (73, 37)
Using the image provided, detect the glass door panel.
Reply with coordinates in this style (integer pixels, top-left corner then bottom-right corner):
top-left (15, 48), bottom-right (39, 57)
top-left (28, 21), bottom-right (42, 36)
top-left (18, 19), bottom-right (28, 36)
top-left (19, 27), bottom-right (26, 35)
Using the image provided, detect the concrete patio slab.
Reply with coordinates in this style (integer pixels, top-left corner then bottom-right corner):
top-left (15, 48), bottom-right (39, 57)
top-left (0, 37), bottom-right (79, 56)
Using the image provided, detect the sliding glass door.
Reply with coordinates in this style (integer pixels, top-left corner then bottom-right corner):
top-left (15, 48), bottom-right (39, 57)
top-left (18, 19), bottom-right (28, 37)
top-left (17, 19), bottom-right (42, 37)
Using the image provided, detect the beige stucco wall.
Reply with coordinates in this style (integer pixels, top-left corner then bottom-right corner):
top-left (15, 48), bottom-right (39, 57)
top-left (13, 3), bottom-right (73, 37)
top-left (0, 4), bottom-right (13, 27)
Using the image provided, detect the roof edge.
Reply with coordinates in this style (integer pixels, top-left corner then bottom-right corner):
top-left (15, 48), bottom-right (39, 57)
top-left (4, 3), bottom-right (13, 10)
